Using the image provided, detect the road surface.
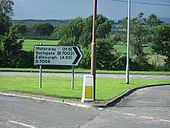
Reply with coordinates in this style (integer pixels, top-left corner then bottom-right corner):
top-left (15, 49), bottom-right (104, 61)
top-left (0, 85), bottom-right (170, 128)
top-left (0, 72), bottom-right (170, 79)
top-left (81, 85), bottom-right (170, 128)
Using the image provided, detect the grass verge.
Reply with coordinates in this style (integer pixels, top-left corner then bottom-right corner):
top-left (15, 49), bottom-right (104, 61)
top-left (0, 75), bottom-right (169, 100)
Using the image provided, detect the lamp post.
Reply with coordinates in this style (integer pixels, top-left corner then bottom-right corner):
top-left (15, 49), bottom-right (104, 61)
top-left (91, 0), bottom-right (97, 101)
top-left (126, 0), bottom-right (131, 84)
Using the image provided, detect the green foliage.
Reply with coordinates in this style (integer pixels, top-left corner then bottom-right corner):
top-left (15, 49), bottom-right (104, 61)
top-left (0, 26), bottom-right (23, 67)
top-left (114, 55), bottom-right (127, 70)
top-left (96, 38), bottom-right (116, 70)
top-left (17, 24), bottom-right (27, 36)
top-left (80, 45), bottom-right (91, 68)
top-left (0, 0), bottom-right (14, 35)
top-left (118, 12), bottom-right (164, 70)
top-left (57, 15), bottom-right (112, 48)
top-left (33, 23), bottom-right (54, 39)
top-left (57, 17), bottom-right (84, 46)
top-left (80, 15), bottom-right (112, 48)
top-left (130, 12), bottom-right (148, 58)
top-left (152, 25), bottom-right (170, 68)
top-left (131, 57), bottom-right (153, 71)
top-left (146, 14), bottom-right (161, 28)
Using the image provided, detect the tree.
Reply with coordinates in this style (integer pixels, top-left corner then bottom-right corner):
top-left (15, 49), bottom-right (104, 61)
top-left (96, 38), bottom-right (117, 70)
top-left (17, 25), bottom-right (27, 37)
top-left (80, 38), bottom-right (118, 69)
top-left (58, 17), bottom-right (84, 46)
top-left (146, 14), bottom-right (161, 44)
top-left (146, 14), bottom-right (161, 28)
top-left (0, 0), bottom-right (14, 36)
top-left (131, 12), bottom-right (148, 58)
top-left (33, 23), bottom-right (54, 38)
top-left (79, 15), bottom-right (112, 48)
top-left (0, 26), bottom-right (23, 67)
top-left (57, 15), bottom-right (112, 48)
top-left (152, 25), bottom-right (170, 68)
top-left (120, 12), bottom-right (148, 58)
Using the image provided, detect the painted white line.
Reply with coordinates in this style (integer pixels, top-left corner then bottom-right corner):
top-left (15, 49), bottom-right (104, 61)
top-left (123, 112), bottom-right (170, 123)
top-left (139, 116), bottom-right (154, 120)
top-left (123, 113), bottom-right (136, 117)
top-left (159, 119), bottom-right (170, 123)
top-left (9, 120), bottom-right (36, 128)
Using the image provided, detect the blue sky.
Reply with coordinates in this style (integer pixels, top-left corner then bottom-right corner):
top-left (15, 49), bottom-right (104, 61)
top-left (13, 0), bottom-right (170, 20)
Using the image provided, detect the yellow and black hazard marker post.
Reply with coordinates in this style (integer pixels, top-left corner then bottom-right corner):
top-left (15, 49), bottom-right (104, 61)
top-left (81, 75), bottom-right (94, 103)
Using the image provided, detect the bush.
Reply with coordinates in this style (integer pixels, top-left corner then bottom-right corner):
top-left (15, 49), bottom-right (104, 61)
top-left (131, 57), bottom-right (154, 71)
top-left (96, 39), bottom-right (117, 70)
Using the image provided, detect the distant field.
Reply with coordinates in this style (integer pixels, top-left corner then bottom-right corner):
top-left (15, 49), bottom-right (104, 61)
top-left (22, 39), bottom-right (59, 51)
top-left (23, 40), bottom-right (152, 53)
top-left (114, 44), bottom-right (152, 54)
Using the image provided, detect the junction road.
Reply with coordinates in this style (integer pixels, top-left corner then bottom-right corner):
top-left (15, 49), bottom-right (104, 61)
top-left (0, 95), bottom-right (99, 128)
top-left (81, 85), bottom-right (170, 128)
top-left (0, 85), bottom-right (170, 128)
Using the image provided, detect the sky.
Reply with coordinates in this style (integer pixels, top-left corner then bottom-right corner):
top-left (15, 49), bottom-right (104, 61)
top-left (12, 0), bottom-right (170, 20)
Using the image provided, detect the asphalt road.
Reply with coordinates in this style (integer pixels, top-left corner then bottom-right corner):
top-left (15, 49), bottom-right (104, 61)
top-left (0, 72), bottom-right (170, 79)
top-left (0, 85), bottom-right (170, 128)
top-left (81, 85), bottom-right (170, 128)
top-left (0, 96), bottom-right (99, 128)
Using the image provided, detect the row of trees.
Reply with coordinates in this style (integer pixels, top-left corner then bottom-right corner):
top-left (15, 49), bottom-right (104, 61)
top-left (17, 23), bottom-right (54, 39)
top-left (120, 12), bottom-right (170, 70)
top-left (51, 13), bottom-right (170, 70)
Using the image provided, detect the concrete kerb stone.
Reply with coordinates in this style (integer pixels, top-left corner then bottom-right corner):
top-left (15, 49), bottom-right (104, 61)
top-left (0, 84), bottom-right (169, 109)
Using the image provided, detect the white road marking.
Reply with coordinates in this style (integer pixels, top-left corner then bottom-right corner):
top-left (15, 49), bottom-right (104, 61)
top-left (123, 113), bottom-right (136, 117)
top-left (122, 112), bottom-right (170, 123)
top-left (139, 116), bottom-right (154, 120)
top-left (9, 120), bottom-right (36, 128)
top-left (159, 119), bottom-right (170, 123)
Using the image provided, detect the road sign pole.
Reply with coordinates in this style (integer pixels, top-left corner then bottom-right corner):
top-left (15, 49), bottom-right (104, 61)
top-left (40, 64), bottom-right (42, 89)
top-left (72, 65), bottom-right (75, 90)
top-left (91, 0), bottom-right (97, 101)
top-left (39, 43), bottom-right (43, 89)
top-left (126, 0), bottom-right (131, 84)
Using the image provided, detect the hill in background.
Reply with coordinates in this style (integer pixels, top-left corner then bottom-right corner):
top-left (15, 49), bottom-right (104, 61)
top-left (12, 17), bottom-right (170, 26)
top-left (12, 19), bottom-right (69, 26)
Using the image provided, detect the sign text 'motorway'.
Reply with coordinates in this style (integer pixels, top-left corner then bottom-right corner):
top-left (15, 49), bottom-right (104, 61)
top-left (34, 45), bottom-right (83, 66)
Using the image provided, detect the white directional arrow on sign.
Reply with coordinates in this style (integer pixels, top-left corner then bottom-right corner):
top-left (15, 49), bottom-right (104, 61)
top-left (34, 46), bottom-right (83, 66)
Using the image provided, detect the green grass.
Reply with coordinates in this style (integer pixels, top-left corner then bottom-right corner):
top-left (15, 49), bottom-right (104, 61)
top-left (0, 75), bottom-right (169, 100)
top-left (22, 39), bottom-right (152, 54)
top-left (22, 39), bottom-right (59, 51)
top-left (114, 44), bottom-right (152, 54)
top-left (114, 45), bottom-right (127, 53)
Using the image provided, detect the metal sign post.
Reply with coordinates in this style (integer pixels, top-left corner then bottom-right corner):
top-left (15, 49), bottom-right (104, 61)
top-left (72, 65), bottom-right (75, 90)
top-left (39, 43), bottom-right (43, 89)
top-left (34, 45), bottom-right (83, 90)
top-left (39, 64), bottom-right (42, 89)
